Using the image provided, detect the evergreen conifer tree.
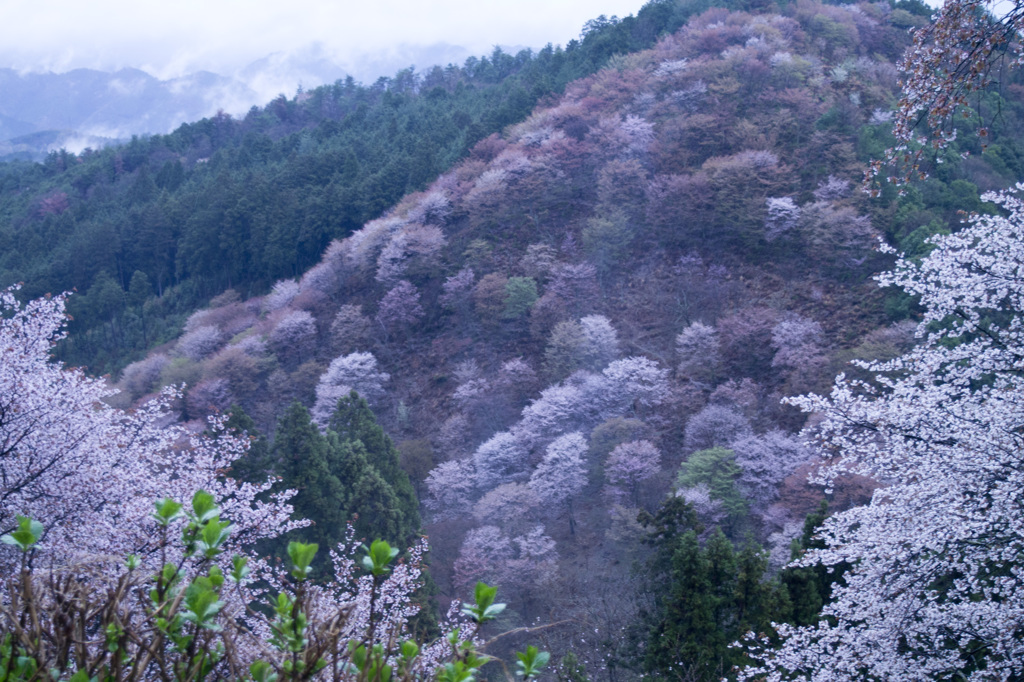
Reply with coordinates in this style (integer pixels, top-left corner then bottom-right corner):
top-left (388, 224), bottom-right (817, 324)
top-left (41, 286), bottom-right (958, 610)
top-left (346, 458), bottom-right (404, 545)
top-left (328, 390), bottom-right (421, 547)
top-left (223, 404), bottom-right (273, 485)
top-left (264, 395), bottom-right (424, 575)
top-left (705, 527), bottom-right (738, 653)
top-left (639, 500), bottom-right (789, 680)
top-left (272, 402), bottom-right (348, 553)
top-left (645, 530), bottom-right (718, 677)
top-left (778, 500), bottom-right (840, 626)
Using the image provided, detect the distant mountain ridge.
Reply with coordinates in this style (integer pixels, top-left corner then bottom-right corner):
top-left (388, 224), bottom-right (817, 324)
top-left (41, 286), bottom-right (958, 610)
top-left (0, 67), bottom-right (252, 135)
top-left (0, 67), bottom-right (258, 159)
top-left (0, 43), bottom-right (495, 161)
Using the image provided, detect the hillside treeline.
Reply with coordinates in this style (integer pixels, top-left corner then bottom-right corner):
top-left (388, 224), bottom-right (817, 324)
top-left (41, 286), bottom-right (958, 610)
top-left (5, 0), bottom-right (1024, 678)
top-left (0, 0), bottom-right (723, 373)
top-left (86, 0), bottom-right (1024, 676)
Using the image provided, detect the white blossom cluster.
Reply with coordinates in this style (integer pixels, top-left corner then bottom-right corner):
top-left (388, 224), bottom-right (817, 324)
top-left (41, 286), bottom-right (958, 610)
top-left (0, 288), bottom-right (300, 573)
top-left (741, 186), bottom-right (1024, 680)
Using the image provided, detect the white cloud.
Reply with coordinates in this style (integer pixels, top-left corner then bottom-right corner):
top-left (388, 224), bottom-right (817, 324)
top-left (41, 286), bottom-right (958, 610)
top-left (2, 0), bottom-right (646, 79)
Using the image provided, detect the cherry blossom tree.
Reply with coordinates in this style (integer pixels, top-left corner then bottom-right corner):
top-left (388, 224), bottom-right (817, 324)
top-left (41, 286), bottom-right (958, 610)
top-left (453, 525), bottom-right (557, 602)
top-left (434, 413), bottom-right (472, 459)
top-left (269, 309), bottom-right (317, 367)
top-left (604, 440), bottom-right (661, 508)
top-left (600, 356), bottom-right (672, 415)
top-left (118, 353), bottom-right (170, 401)
top-left (375, 224), bottom-right (446, 285)
top-left (548, 315), bottom-right (618, 376)
top-left (684, 404), bottom-right (752, 452)
top-left (764, 197), bottom-right (800, 241)
top-left (518, 244), bottom-right (557, 281)
top-left (329, 304), bottom-right (372, 354)
top-left (472, 431), bottom-right (530, 491)
top-left (516, 357), bottom-right (670, 445)
top-left (770, 315), bottom-right (824, 370)
top-left (771, 313), bottom-right (828, 392)
top-left (812, 175), bottom-right (851, 201)
top-left (175, 324), bottom-right (224, 361)
top-left (579, 315), bottom-right (621, 369)
top-left (438, 267), bottom-right (476, 314)
top-left (312, 351), bottom-right (389, 424)
top-left (184, 377), bottom-right (233, 419)
top-left (263, 278), bottom-right (300, 312)
top-left (619, 115), bottom-right (656, 157)
top-left (375, 280), bottom-right (424, 338)
top-left (881, 0), bottom-right (1024, 185)
top-left (497, 357), bottom-right (538, 396)
top-left (730, 431), bottom-right (811, 515)
top-left (452, 525), bottom-right (513, 593)
top-left (675, 321), bottom-right (721, 386)
top-left (423, 458), bottom-right (477, 521)
top-left (472, 482), bottom-right (540, 530)
top-left (742, 186), bottom-right (1024, 680)
top-left (406, 190), bottom-right (451, 226)
top-left (529, 432), bottom-right (588, 534)
top-left (676, 483), bottom-right (727, 530)
top-left (517, 382), bottom-right (593, 442)
top-left (0, 288), bottom-right (298, 572)
top-left (797, 201), bottom-right (876, 270)
top-left (451, 359), bottom-right (490, 413)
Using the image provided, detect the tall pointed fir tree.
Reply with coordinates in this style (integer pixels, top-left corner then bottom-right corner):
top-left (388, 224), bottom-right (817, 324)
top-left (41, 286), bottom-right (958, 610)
top-left (645, 529), bottom-right (719, 678)
top-left (223, 404), bottom-right (273, 485)
top-left (328, 390), bottom-right (421, 548)
top-left (271, 401), bottom-right (349, 555)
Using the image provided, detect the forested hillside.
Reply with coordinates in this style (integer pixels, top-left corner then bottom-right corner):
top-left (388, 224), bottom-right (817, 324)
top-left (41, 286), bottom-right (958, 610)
top-left (0, 0), bottom-right (706, 373)
top-left (4, 0), bottom-right (1024, 679)
top-left (71, 0), bottom-right (1024, 675)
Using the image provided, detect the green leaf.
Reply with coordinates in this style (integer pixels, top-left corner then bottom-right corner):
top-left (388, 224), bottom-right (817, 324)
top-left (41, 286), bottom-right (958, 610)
top-left (272, 592), bottom-right (294, 620)
top-left (350, 643), bottom-right (367, 671)
top-left (230, 554), bottom-right (250, 583)
top-left (249, 660), bottom-right (278, 682)
top-left (516, 645), bottom-right (551, 679)
top-left (474, 581), bottom-right (497, 611)
top-left (461, 582), bottom-right (506, 623)
top-left (191, 490), bottom-right (219, 523)
top-left (182, 581), bottom-right (225, 629)
top-left (287, 541), bottom-right (319, 580)
top-left (194, 516), bottom-right (234, 558)
top-left (360, 539), bottom-right (399, 576)
top-left (207, 565), bottom-right (224, 589)
top-left (152, 498), bottom-right (184, 526)
top-left (436, 659), bottom-right (485, 682)
top-left (0, 515), bottom-right (43, 552)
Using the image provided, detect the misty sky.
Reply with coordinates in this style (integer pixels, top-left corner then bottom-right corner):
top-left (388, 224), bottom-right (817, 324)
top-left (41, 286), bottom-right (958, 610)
top-left (2, 0), bottom-right (648, 78)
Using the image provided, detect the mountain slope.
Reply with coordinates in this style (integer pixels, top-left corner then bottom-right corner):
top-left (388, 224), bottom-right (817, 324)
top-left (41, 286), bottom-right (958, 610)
top-left (0, 0), bottom-right (702, 373)
top-left (9, 0), bottom-right (1024, 674)
top-left (96, 0), bottom-right (1024, 672)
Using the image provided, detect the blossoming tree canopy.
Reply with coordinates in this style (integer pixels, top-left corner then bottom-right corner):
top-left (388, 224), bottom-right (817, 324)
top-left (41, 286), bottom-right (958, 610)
top-left (0, 287), bottom-right (297, 569)
top-left (882, 0), bottom-right (1024, 185)
top-left (742, 185), bottom-right (1024, 680)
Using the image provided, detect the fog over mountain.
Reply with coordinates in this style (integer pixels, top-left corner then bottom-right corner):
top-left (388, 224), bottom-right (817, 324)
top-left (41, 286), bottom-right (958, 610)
top-left (0, 0), bottom-right (644, 158)
top-left (0, 42), bottom-right (499, 160)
